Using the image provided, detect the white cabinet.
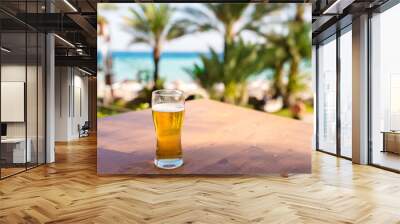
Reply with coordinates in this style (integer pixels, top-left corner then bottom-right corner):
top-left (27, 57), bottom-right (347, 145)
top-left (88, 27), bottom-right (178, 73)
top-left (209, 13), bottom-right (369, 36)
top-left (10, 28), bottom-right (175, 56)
top-left (1, 138), bottom-right (32, 163)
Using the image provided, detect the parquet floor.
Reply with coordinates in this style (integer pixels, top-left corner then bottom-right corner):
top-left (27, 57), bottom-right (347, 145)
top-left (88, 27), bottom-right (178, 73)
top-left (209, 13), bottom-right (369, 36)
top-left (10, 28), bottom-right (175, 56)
top-left (1, 135), bottom-right (400, 224)
top-left (1, 167), bottom-right (26, 178)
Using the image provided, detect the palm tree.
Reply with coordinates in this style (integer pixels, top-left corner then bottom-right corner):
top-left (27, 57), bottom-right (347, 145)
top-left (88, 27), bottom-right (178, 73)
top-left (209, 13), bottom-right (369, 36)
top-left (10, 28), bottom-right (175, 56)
top-left (181, 4), bottom-right (282, 102)
top-left (98, 4), bottom-right (118, 105)
top-left (262, 34), bottom-right (290, 99)
top-left (196, 4), bottom-right (248, 64)
top-left (124, 4), bottom-right (192, 89)
top-left (97, 15), bottom-right (107, 37)
top-left (181, 4), bottom-right (281, 65)
top-left (184, 50), bottom-right (222, 99)
top-left (284, 5), bottom-right (311, 107)
top-left (98, 4), bottom-right (118, 36)
top-left (224, 39), bottom-right (270, 105)
top-left (187, 39), bottom-right (269, 105)
top-left (256, 5), bottom-right (311, 107)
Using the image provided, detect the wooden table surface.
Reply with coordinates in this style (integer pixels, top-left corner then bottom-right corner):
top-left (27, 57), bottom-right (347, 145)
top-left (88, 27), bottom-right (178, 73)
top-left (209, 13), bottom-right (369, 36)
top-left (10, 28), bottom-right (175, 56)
top-left (98, 99), bottom-right (312, 175)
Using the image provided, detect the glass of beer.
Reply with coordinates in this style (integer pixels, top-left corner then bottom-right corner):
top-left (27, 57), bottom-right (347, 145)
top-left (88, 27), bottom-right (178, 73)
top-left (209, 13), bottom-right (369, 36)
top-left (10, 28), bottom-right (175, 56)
top-left (152, 89), bottom-right (185, 169)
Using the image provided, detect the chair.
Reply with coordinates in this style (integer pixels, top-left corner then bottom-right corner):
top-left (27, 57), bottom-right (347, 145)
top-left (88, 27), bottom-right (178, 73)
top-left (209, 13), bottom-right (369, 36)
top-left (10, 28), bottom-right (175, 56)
top-left (78, 121), bottom-right (90, 138)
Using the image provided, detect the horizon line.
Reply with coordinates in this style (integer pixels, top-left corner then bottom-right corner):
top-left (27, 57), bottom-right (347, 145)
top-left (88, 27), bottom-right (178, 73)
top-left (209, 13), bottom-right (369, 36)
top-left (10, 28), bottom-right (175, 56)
top-left (97, 50), bottom-right (223, 54)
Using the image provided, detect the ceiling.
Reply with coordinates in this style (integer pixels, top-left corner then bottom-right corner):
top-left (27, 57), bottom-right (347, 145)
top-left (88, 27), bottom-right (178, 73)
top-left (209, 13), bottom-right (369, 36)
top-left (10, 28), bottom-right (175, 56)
top-left (0, 0), bottom-right (97, 73)
top-left (1, 0), bottom-right (395, 72)
top-left (312, 0), bottom-right (390, 44)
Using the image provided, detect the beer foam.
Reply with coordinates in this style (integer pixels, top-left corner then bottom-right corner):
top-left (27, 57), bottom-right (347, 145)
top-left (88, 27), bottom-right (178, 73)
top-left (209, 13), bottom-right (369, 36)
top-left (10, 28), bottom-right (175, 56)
top-left (152, 103), bottom-right (184, 112)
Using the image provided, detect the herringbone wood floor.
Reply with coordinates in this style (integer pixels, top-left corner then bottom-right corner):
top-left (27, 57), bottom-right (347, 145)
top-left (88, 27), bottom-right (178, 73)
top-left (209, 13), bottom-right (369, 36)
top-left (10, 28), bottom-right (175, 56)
top-left (1, 135), bottom-right (400, 224)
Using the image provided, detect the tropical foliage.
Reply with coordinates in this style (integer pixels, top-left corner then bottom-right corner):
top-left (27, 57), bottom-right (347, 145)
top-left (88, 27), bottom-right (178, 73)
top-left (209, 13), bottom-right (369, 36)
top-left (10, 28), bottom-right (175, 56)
top-left (186, 39), bottom-right (271, 105)
top-left (98, 3), bottom-right (312, 119)
top-left (179, 4), bottom-right (282, 52)
top-left (285, 5), bottom-right (311, 107)
top-left (181, 3), bottom-right (284, 104)
top-left (184, 52), bottom-right (221, 96)
top-left (97, 4), bottom-right (119, 105)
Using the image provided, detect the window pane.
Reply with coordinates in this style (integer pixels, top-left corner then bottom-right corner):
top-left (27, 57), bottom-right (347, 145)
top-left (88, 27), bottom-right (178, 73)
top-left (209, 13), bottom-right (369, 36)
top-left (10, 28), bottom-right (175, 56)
top-left (1, 30), bottom-right (27, 177)
top-left (38, 32), bottom-right (45, 165)
top-left (371, 4), bottom-right (400, 171)
top-left (340, 29), bottom-right (352, 158)
top-left (27, 31), bottom-right (38, 169)
top-left (318, 37), bottom-right (337, 154)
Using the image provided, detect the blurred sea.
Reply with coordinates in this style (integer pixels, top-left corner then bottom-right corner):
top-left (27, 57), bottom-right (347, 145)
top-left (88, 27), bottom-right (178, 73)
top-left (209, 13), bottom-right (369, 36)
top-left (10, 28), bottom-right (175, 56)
top-left (97, 51), bottom-right (310, 83)
top-left (97, 51), bottom-right (281, 83)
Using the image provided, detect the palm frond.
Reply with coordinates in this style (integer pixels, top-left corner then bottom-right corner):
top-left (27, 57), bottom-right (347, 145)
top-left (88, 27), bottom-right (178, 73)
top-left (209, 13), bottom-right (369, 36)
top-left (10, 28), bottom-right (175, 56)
top-left (252, 3), bottom-right (284, 21)
top-left (181, 6), bottom-right (214, 23)
top-left (129, 35), bottom-right (152, 46)
top-left (167, 19), bottom-right (216, 41)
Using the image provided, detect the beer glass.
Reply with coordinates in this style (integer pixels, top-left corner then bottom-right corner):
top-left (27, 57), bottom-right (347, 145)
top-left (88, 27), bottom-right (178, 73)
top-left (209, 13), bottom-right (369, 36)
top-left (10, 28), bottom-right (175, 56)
top-left (152, 89), bottom-right (185, 169)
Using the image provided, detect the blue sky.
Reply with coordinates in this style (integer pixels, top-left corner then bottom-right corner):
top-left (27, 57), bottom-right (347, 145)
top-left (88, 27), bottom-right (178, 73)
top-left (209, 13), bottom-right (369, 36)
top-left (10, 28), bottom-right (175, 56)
top-left (98, 3), bottom-right (311, 53)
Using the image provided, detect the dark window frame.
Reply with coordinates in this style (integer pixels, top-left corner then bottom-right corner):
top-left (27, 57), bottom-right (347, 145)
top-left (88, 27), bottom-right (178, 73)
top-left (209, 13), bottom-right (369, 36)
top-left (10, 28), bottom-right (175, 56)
top-left (368, 0), bottom-right (400, 173)
top-left (0, 0), bottom-right (47, 180)
top-left (314, 19), bottom-right (353, 161)
top-left (314, 0), bottom-right (400, 173)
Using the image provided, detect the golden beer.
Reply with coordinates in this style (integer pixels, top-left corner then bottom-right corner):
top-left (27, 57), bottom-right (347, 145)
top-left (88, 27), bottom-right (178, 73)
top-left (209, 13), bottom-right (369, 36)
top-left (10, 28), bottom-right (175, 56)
top-left (152, 104), bottom-right (184, 160)
top-left (151, 89), bottom-right (185, 169)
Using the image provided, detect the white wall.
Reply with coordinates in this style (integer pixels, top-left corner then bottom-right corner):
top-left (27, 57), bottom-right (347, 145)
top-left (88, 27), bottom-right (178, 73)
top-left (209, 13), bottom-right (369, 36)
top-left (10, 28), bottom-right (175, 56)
top-left (72, 73), bottom-right (89, 138)
top-left (55, 67), bottom-right (89, 141)
top-left (1, 63), bottom-right (46, 164)
top-left (55, 66), bottom-right (70, 141)
top-left (1, 65), bottom-right (37, 138)
top-left (1, 65), bottom-right (25, 137)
